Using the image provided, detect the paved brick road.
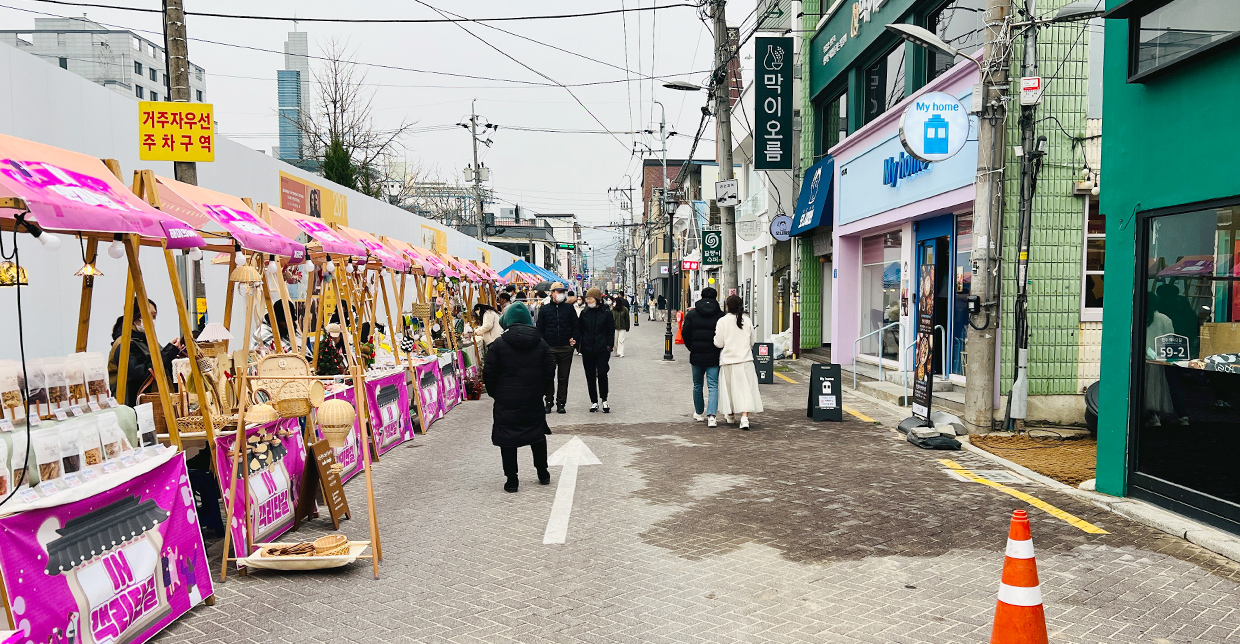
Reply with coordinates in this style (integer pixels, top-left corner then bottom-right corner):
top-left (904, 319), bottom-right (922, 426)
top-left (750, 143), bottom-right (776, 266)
top-left (158, 322), bottom-right (1240, 644)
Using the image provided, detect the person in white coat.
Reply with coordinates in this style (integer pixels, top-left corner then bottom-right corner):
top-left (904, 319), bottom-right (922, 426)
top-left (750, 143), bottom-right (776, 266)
top-left (713, 294), bottom-right (764, 429)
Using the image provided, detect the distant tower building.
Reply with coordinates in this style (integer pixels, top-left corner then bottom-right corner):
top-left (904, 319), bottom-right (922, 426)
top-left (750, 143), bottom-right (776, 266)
top-left (278, 31), bottom-right (310, 162)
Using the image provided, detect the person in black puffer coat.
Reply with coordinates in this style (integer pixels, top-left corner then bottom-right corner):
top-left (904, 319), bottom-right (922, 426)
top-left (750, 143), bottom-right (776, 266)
top-left (483, 303), bottom-right (555, 493)
top-left (535, 282), bottom-right (580, 414)
top-left (577, 287), bottom-right (616, 413)
top-left (679, 287), bottom-right (726, 426)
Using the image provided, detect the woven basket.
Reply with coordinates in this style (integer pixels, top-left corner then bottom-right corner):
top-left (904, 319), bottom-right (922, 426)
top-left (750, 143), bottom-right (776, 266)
top-left (253, 354), bottom-right (316, 418)
top-left (317, 398), bottom-right (356, 449)
top-left (313, 534), bottom-right (348, 556)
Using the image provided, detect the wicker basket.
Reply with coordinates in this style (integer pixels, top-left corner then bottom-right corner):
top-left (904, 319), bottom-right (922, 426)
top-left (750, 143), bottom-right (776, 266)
top-left (313, 534), bottom-right (349, 556)
top-left (317, 398), bottom-right (356, 449)
top-left (253, 354), bottom-right (317, 418)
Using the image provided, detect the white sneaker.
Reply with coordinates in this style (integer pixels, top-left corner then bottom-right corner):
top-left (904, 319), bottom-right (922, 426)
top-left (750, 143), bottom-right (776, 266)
top-left (707, 416), bottom-right (717, 428)
top-left (739, 416), bottom-right (750, 430)
top-left (724, 414), bottom-right (734, 424)
top-left (693, 413), bottom-right (706, 422)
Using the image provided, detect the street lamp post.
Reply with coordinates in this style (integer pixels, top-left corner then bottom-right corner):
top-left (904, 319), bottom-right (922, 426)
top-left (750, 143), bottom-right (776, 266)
top-left (652, 100), bottom-right (677, 361)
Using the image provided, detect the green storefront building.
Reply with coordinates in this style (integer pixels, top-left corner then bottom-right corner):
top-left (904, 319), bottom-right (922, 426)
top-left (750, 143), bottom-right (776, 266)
top-left (1097, 0), bottom-right (1240, 532)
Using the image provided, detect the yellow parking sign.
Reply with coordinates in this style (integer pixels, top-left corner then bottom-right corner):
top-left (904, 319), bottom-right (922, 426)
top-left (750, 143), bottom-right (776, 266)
top-left (138, 101), bottom-right (215, 162)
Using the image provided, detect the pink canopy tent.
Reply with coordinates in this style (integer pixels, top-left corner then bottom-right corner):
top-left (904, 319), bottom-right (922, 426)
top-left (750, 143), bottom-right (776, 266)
top-left (444, 255), bottom-right (485, 282)
top-left (335, 225), bottom-right (411, 272)
top-left (471, 261), bottom-right (507, 284)
top-left (0, 133), bottom-right (204, 247)
top-left (380, 236), bottom-right (441, 276)
top-left (264, 204), bottom-right (366, 258)
top-left (409, 246), bottom-right (458, 278)
top-left (156, 176), bottom-right (302, 258)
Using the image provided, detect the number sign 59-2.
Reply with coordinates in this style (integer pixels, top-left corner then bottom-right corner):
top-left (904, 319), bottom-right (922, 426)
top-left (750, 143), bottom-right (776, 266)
top-left (1154, 333), bottom-right (1190, 362)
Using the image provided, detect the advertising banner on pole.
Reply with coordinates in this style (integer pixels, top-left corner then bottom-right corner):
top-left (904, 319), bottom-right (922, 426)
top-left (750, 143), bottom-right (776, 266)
top-left (911, 263), bottom-right (936, 420)
top-left (753, 37), bottom-right (793, 170)
top-left (317, 387), bottom-right (365, 484)
top-left (0, 452), bottom-right (213, 644)
top-left (364, 371), bottom-right (413, 455)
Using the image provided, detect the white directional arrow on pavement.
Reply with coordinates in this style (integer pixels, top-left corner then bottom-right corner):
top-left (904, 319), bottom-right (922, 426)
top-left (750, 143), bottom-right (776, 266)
top-left (543, 436), bottom-right (601, 545)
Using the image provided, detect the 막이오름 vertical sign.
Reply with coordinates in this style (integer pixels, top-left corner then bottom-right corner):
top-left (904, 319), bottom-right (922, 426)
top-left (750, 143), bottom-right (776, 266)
top-left (754, 37), bottom-right (793, 171)
top-left (138, 101), bottom-right (214, 162)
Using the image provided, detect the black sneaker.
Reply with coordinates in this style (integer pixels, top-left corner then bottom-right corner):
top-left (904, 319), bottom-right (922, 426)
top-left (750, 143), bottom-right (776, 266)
top-left (538, 469), bottom-right (551, 485)
top-left (556, 404), bottom-right (566, 414)
top-left (602, 401), bottom-right (610, 413)
top-left (589, 403), bottom-right (598, 413)
top-left (504, 476), bottom-right (519, 493)
top-left (544, 400), bottom-right (554, 414)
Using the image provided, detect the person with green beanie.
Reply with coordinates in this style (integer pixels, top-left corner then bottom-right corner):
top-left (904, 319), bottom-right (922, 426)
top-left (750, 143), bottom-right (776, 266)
top-left (499, 299), bottom-right (534, 329)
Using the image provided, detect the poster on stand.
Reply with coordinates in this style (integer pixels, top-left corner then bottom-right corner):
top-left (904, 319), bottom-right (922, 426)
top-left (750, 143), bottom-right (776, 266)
top-left (316, 387), bottom-right (364, 484)
top-left (459, 346), bottom-right (478, 382)
top-left (439, 352), bottom-right (461, 413)
top-left (213, 418), bottom-right (307, 561)
top-left (413, 359), bottom-right (443, 431)
top-left (911, 263), bottom-right (936, 420)
top-left (365, 372), bottom-right (412, 455)
top-left (0, 453), bottom-right (213, 644)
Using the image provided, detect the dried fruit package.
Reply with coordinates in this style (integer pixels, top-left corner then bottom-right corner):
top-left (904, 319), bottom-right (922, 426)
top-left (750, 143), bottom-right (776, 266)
top-left (83, 352), bottom-right (110, 402)
top-left (135, 402), bottom-right (158, 447)
top-left (10, 431), bottom-right (27, 487)
top-left (24, 359), bottom-right (48, 418)
top-left (78, 417), bottom-right (103, 467)
top-left (0, 360), bottom-right (24, 421)
top-left (97, 413), bottom-right (130, 460)
top-left (43, 357), bottom-right (69, 411)
top-left (0, 437), bottom-right (9, 497)
top-left (64, 354), bottom-right (87, 407)
top-left (32, 427), bottom-right (61, 482)
top-left (57, 423), bottom-right (82, 475)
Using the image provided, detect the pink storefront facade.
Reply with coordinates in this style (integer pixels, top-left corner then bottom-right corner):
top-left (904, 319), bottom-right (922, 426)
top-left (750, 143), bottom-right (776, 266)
top-left (828, 57), bottom-right (980, 379)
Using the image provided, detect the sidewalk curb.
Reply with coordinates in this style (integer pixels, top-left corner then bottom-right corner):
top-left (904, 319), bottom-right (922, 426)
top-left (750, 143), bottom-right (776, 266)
top-left (779, 359), bottom-right (1240, 565)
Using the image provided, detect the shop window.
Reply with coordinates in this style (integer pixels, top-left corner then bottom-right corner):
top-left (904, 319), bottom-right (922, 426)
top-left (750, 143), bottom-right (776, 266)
top-left (927, 0), bottom-right (988, 82)
top-left (1137, 199), bottom-right (1240, 510)
top-left (860, 231), bottom-right (902, 361)
top-left (816, 90), bottom-right (848, 157)
top-left (863, 44), bottom-right (907, 125)
top-left (1129, 0), bottom-right (1240, 80)
top-left (1082, 204), bottom-right (1105, 320)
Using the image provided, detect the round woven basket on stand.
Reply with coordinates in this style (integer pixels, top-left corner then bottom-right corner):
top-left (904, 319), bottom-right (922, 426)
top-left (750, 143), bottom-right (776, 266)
top-left (317, 398), bottom-right (356, 449)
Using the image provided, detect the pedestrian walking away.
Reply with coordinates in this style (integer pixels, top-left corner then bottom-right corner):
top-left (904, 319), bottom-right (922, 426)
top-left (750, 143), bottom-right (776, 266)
top-left (578, 287), bottom-right (616, 413)
top-left (714, 295), bottom-right (764, 429)
top-left (631, 292), bottom-right (639, 327)
top-left (535, 282), bottom-right (579, 414)
top-left (657, 294), bottom-right (667, 321)
top-left (680, 287), bottom-right (726, 427)
top-left (482, 303), bottom-right (555, 493)
top-left (611, 292), bottom-right (630, 357)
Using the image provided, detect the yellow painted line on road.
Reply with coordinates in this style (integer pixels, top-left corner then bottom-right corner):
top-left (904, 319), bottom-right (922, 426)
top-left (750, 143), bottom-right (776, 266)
top-left (939, 459), bottom-right (1109, 534)
top-left (774, 371), bottom-right (798, 384)
top-left (842, 405), bottom-right (875, 423)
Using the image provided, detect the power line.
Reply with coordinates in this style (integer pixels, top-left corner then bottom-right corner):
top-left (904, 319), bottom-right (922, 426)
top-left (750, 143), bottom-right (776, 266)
top-left (26, 0), bottom-right (704, 23)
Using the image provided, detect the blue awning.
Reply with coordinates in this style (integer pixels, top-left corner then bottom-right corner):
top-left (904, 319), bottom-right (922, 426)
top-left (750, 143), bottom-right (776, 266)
top-left (789, 157), bottom-right (834, 237)
top-left (497, 259), bottom-right (569, 285)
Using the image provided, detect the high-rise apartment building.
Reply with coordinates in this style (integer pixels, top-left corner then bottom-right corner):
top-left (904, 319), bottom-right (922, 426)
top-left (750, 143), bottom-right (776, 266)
top-left (0, 17), bottom-right (206, 103)
top-left (278, 31), bottom-right (310, 162)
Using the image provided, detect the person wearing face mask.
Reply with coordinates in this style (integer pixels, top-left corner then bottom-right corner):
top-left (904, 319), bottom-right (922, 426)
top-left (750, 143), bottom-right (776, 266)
top-left (577, 287), bottom-right (616, 412)
top-left (108, 298), bottom-right (183, 407)
top-left (535, 283), bottom-right (580, 414)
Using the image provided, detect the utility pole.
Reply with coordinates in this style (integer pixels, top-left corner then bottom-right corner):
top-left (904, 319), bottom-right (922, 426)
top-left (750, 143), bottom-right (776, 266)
top-left (963, 0), bottom-right (1013, 434)
top-left (654, 100), bottom-right (676, 361)
top-left (162, 0), bottom-right (194, 185)
top-left (468, 99), bottom-right (486, 243)
top-left (1007, 0), bottom-right (1046, 429)
top-left (712, 0), bottom-right (739, 297)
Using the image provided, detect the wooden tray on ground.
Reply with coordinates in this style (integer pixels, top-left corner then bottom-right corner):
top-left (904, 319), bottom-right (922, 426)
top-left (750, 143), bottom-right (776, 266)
top-left (240, 540), bottom-right (370, 570)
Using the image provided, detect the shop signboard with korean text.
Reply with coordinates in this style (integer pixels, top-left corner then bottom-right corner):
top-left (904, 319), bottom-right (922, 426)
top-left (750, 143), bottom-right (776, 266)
top-left (808, 0), bottom-right (917, 99)
top-left (278, 171), bottom-right (348, 226)
top-left (138, 101), bottom-right (214, 162)
top-left (702, 229), bottom-right (723, 265)
top-left (806, 363), bottom-right (843, 422)
top-left (754, 37), bottom-right (793, 170)
top-left (911, 262), bottom-right (936, 420)
top-left (0, 452), bottom-right (213, 644)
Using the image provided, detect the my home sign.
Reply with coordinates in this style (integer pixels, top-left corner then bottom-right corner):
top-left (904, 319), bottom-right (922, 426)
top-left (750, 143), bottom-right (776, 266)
top-left (898, 91), bottom-right (970, 163)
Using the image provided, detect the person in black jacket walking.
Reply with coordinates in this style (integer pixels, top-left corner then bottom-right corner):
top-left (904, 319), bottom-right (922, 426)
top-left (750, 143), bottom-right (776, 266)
top-left (535, 282), bottom-right (579, 414)
top-left (483, 303), bottom-right (555, 493)
top-left (679, 287), bottom-right (726, 427)
top-left (578, 287), bottom-right (616, 412)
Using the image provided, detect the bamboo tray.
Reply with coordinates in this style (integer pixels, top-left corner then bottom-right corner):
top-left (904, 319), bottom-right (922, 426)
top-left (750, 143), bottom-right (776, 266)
top-left (240, 541), bottom-right (371, 571)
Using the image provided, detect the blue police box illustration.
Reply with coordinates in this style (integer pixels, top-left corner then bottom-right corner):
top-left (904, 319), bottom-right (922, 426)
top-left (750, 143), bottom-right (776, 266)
top-left (923, 114), bottom-right (949, 155)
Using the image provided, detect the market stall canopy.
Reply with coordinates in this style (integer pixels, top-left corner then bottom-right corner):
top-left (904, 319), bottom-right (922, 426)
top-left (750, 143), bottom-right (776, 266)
top-left (470, 260), bottom-right (506, 283)
top-left (411, 246), bottom-right (458, 278)
top-left (335, 225), bottom-right (411, 272)
top-left (379, 236), bottom-right (438, 276)
top-left (441, 254), bottom-right (483, 281)
top-left (264, 204), bottom-right (365, 258)
top-left (0, 133), bottom-right (204, 247)
top-left (156, 176), bottom-right (303, 258)
top-left (499, 259), bottom-right (566, 284)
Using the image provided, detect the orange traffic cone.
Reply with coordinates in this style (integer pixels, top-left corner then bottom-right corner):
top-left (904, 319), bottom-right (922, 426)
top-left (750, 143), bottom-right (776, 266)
top-left (990, 509), bottom-right (1049, 644)
top-left (674, 310), bottom-right (685, 345)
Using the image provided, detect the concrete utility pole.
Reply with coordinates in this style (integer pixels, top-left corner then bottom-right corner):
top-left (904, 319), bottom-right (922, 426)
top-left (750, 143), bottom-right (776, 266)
top-left (713, 0), bottom-right (739, 298)
top-left (162, 0), bottom-right (195, 186)
top-left (963, 0), bottom-right (1013, 434)
top-left (469, 99), bottom-right (486, 243)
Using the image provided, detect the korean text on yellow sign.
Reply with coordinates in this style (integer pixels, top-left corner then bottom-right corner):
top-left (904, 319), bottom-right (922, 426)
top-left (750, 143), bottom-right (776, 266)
top-left (138, 101), bottom-right (215, 162)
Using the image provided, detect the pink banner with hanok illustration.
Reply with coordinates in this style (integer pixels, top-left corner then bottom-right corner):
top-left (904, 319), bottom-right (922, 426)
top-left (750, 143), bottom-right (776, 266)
top-left (155, 176), bottom-right (303, 258)
top-left (337, 226), bottom-right (411, 272)
top-left (213, 418), bottom-right (307, 561)
top-left (0, 133), bottom-right (205, 248)
top-left (266, 205), bottom-right (366, 259)
top-left (317, 387), bottom-right (364, 484)
top-left (0, 452), bottom-right (213, 644)
top-left (439, 352), bottom-right (461, 414)
top-left (412, 359), bottom-right (443, 431)
top-left (364, 372), bottom-right (413, 455)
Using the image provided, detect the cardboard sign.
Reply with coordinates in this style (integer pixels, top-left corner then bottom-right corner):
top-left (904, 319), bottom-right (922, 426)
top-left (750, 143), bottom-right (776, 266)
top-left (304, 439), bottom-right (350, 530)
top-left (753, 343), bottom-right (774, 384)
top-left (806, 363), bottom-right (843, 422)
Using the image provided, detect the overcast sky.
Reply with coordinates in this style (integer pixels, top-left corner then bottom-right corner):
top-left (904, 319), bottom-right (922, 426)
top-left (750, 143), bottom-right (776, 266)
top-left (1, 0), bottom-right (762, 268)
